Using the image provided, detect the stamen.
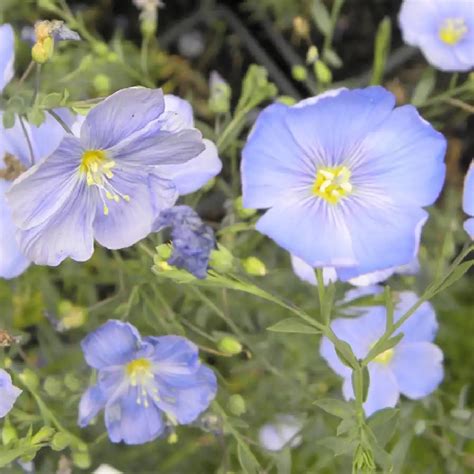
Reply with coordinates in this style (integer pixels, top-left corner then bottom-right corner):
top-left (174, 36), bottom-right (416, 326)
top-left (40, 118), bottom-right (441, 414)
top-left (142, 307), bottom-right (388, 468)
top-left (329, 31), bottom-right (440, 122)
top-left (312, 165), bottom-right (353, 204)
top-left (439, 18), bottom-right (468, 45)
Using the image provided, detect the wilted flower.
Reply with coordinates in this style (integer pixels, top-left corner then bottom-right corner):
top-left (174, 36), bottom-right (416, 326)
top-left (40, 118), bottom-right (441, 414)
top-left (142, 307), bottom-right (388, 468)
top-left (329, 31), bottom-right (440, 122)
top-left (463, 161), bottom-right (474, 239)
top-left (32, 20), bottom-right (80, 63)
top-left (259, 415), bottom-right (303, 452)
top-left (154, 205), bottom-right (215, 279)
top-left (78, 320), bottom-right (217, 445)
top-left (320, 292), bottom-right (444, 416)
top-left (0, 24), bottom-right (14, 93)
top-left (1, 112), bottom-right (72, 279)
top-left (399, 0), bottom-right (474, 72)
top-left (242, 87), bottom-right (446, 281)
top-left (7, 87), bottom-right (220, 267)
top-left (0, 369), bottom-right (22, 417)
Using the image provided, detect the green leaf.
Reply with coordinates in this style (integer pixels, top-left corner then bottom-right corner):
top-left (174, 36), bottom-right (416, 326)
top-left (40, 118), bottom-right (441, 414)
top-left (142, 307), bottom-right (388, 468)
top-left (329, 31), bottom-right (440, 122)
top-left (41, 92), bottom-right (63, 109)
top-left (274, 448), bottom-right (292, 474)
top-left (323, 49), bottom-right (343, 68)
top-left (433, 259), bottom-right (474, 295)
top-left (27, 107), bottom-right (46, 127)
top-left (311, 0), bottom-right (332, 35)
top-left (334, 339), bottom-right (359, 369)
top-left (267, 318), bottom-right (321, 335)
top-left (314, 398), bottom-right (353, 419)
top-left (365, 333), bottom-right (403, 363)
top-left (371, 17), bottom-right (392, 85)
top-left (237, 442), bottom-right (259, 474)
top-left (317, 436), bottom-right (356, 457)
top-left (411, 68), bottom-right (436, 106)
top-left (337, 417), bottom-right (357, 436)
top-left (368, 408), bottom-right (399, 446)
top-left (2, 109), bottom-right (15, 128)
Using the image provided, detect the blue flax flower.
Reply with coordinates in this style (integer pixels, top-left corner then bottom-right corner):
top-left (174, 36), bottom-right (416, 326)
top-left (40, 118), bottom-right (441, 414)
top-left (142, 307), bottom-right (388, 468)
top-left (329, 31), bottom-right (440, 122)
top-left (258, 415), bottom-right (303, 452)
top-left (399, 0), bottom-right (474, 72)
top-left (242, 87), bottom-right (446, 281)
top-left (463, 161), bottom-right (474, 239)
top-left (7, 87), bottom-right (216, 266)
top-left (78, 320), bottom-right (217, 445)
top-left (154, 205), bottom-right (215, 279)
top-left (320, 292), bottom-right (444, 416)
top-left (0, 369), bottom-right (22, 417)
top-left (0, 24), bottom-right (14, 93)
top-left (1, 112), bottom-right (72, 278)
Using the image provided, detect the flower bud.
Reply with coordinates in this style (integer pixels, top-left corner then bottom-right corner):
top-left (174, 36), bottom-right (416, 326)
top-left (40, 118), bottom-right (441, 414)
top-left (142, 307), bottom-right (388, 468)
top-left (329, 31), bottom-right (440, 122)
top-left (306, 45), bottom-right (319, 65)
top-left (93, 74), bottom-right (111, 96)
top-left (291, 65), bottom-right (307, 82)
top-left (242, 256), bottom-right (267, 276)
top-left (167, 432), bottom-right (178, 444)
top-left (32, 37), bottom-right (54, 64)
top-left (32, 426), bottom-right (55, 444)
top-left (217, 336), bottom-right (242, 356)
top-left (51, 432), bottom-right (72, 451)
top-left (228, 394), bottom-right (246, 416)
top-left (208, 71), bottom-right (231, 114)
top-left (72, 450), bottom-right (91, 469)
top-left (19, 368), bottom-right (39, 390)
top-left (234, 196), bottom-right (256, 219)
top-left (155, 243), bottom-right (172, 260)
top-left (209, 245), bottom-right (234, 274)
top-left (43, 376), bottom-right (63, 397)
top-left (2, 418), bottom-right (18, 445)
top-left (64, 373), bottom-right (81, 392)
top-left (314, 60), bottom-right (332, 84)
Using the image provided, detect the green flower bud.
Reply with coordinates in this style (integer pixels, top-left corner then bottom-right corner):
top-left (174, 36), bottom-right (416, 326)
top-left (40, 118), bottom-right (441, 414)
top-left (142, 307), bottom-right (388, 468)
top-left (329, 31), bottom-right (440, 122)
top-left (314, 60), bottom-right (332, 84)
top-left (234, 196), bottom-right (256, 219)
top-left (228, 394), bottom-right (246, 416)
top-left (208, 71), bottom-right (232, 114)
top-left (92, 42), bottom-right (109, 57)
top-left (20, 368), bottom-right (39, 390)
top-left (2, 418), bottom-right (18, 445)
top-left (32, 426), bottom-right (55, 444)
top-left (43, 376), bottom-right (63, 397)
top-left (107, 52), bottom-right (119, 63)
top-left (155, 243), bottom-right (172, 260)
top-left (306, 45), bottom-right (319, 65)
top-left (57, 300), bottom-right (87, 330)
top-left (242, 256), bottom-right (267, 276)
top-left (72, 450), bottom-right (91, 469)
top-left (93, 74), bottom-right (111, 96)
top-left (292, 65), bottom-right (307, 82)
top-left (141, 19), bottom-right (157, 37)
top-left (51, 432), bottom-right (72, 451)
top-left (209, 245), bottom-right (234, 273)
top-left (217, 336), bottom-right (242, 356)
top-left (167, 432), bottom-right (178, 444)
top-left (64, 373), bottom-right (81, 392)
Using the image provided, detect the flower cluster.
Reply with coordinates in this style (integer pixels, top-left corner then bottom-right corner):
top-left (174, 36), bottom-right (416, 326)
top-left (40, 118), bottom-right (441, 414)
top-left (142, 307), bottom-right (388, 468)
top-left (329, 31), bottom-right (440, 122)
top-left (78, 320), bottom-right (217, 445)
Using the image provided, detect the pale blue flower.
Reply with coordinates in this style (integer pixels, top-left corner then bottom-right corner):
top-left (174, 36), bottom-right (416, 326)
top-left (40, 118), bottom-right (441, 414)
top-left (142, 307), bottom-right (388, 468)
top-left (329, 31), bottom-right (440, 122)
top-left (399, 0), bottom-right (474, 72)
top-left (463, 161), bottom-right (474, 239)
top-left (0, 369), bottom-right (22, 417)
top-left (78, 320), bottom-right (217, 445)
top-left (259, 415), bottom-right (303, 452)
top-left (320, 292), bottom-right (444, 416)
top-left (0, 111), bottom-right (72, 278)
top-left (154, 205), bottom-right (215, 279)
top-left (7, 87), bottom-right (217, 266)
top-left (291, 254), bottom-right (419, 287)
top-left (0, 24), bottom-right (14, 93)
top-left (242, 87), bottom-right (446, 281)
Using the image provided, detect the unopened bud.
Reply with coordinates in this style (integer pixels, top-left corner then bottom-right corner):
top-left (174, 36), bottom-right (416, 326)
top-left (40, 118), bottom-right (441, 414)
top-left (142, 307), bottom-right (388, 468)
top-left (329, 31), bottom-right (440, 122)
top-left (228, 394), bottom-right (246, 416)
top-left (51, 432), bottom-right (72, 451)
top-left (32, 37), bottom-right (54, 63)
top-left (43, 376), bottom-right (62, 397)
top-left (32, 426), bottom-right (55, 444)
top-left (242, 256), bottom-right (267, 276)
top-left (72, 450), bottom-right (91, 469)
top-left (314, 61), bottom-right (332, 84)
top-left (155, 243), bottom-right (172, 260)
top-left (20, 369), bottom-right (39, 390)
top-left (234, 196), bottom-right (256, 219)
top-left (306, 45), bottom-right (319, 65)
top-left (217, 336), bottom-right (242, 356)
top-left (167, 432), bottom-right (178, 444)
top-left (291, 65), bottom-right (307, 82)
top-left (93, 74), bottom-right (111, 95)
top-left (209, 245), bottom-right (234, 273)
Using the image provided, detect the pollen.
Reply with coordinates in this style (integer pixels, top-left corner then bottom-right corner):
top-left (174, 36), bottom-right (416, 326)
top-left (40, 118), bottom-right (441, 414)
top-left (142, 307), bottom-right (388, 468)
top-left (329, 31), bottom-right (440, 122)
top-left (126, 358), bottom-right (152, 378)
top-left (79, 149), bottom-right (130, 215)
top-left (312, 165), bottom-right (352, 204)
top-left (373, 348), bottom-right (394, 365)
top-left (439, 18), bottom-right (468, 46)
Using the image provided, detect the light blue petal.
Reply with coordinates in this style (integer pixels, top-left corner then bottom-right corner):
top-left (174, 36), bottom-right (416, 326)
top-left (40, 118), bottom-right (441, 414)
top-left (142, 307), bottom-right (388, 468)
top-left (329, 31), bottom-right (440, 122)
top-left (342, 364), bottom-right (399, 417)
top-left (464, 217), bottom-right (474, 239)
top-left (1, 110), bottom-right (72, 167)
top-left (284, 86), bottom-right (395, 167)
top-left (155, 139), bottom-right (222, 195)
top-left (398, 0), bottom-right (439, 45)
top-left (7, 136), bottom-right (84, 230)
top-left (256, 194), bottom-right (357, 268)
top-left (0, 181), bottom-right (29, 279)
top-left (391, 342), bottom-right (444, 399)
top-left (357, 105), bottom-right (446, 208)
top-left (148, 173), bottom-right (179, 219)
top-left (0, 369), bottom-right (22, 418)
top-left (80, 87), bottom-right (165, 149)
top-left (336, 206), bottom-right (427, 280)
top-left (463, 161), bottom-right (474, 216)
top-left (394, 292), bottom-right (438, 343)
top-left (164, 94), bottom-right (194, 128)
top-left (156, 365), bottom-right (217, 424)
top-left (81, 320), bottom-right (141, 370)
top-left (92, 169), bottom-right (155, 250)
top-left (0, 24), bottom-right (14, 93)
top-left (144, 336), bottom-right (200, 387)
top-left (78, 384), bottom-right (106, 427)
top-left (14, 179), bottom-right (95, 266)
top-left (241, 103), bottom-right (315, 209)
top-left (104, 391), bottom-right (165, 445)
top-left (320, 309), bottom-right (386, 378)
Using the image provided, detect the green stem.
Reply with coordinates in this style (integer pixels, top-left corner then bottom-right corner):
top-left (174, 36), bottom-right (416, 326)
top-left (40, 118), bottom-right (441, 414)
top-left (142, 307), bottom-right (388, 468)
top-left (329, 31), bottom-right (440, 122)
top-left (322, 0), bottom-right (345, 55)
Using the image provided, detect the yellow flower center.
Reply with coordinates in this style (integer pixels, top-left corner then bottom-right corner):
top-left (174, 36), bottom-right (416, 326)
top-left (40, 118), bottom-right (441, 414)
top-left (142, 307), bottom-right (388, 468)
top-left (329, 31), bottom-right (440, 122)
top-left (125, 358), bottom-right (159, 408)
top-left (373, 348), bottom-right (394, 365)
top-left (439, 18), bottom-right (468, 45)
top-left (79, 149), bottom-right (130, 215)
top-left (312, 165), bottom-right (352, 204)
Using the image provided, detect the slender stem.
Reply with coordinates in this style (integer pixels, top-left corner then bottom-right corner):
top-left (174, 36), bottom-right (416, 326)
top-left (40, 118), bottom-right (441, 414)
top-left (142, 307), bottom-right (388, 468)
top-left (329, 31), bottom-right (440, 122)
top-left (140, 35), bottom-right (151, 75)
top-left (18, 116), bottom-right (35, 165)
top-left (322, 0), bottom-right (345, 55)
top-left (32, 64), bottom-right (41, 105)
top-left (47, 109), bottom-right (73, 134)
top-left (18, 61), bottom-right (35, 86)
